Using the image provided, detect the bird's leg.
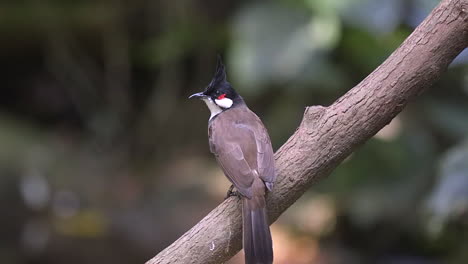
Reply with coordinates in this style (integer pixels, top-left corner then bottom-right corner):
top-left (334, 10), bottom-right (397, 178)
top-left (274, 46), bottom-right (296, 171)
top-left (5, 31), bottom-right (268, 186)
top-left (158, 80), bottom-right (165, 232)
top-left (225, 185), bottom-right (242, 200)
top-left (225, 184), bottom-right (235, 199)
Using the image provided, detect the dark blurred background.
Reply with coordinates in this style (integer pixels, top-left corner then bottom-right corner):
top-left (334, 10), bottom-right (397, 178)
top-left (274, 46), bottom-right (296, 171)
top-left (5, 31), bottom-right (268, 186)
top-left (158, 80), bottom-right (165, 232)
top-left (0, 0), bottom-right (467, 263)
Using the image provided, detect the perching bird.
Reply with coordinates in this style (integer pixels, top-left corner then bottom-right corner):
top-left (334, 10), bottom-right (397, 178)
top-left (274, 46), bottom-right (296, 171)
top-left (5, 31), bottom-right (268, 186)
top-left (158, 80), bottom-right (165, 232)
top-left (189, 56), bottom-right (275, 264)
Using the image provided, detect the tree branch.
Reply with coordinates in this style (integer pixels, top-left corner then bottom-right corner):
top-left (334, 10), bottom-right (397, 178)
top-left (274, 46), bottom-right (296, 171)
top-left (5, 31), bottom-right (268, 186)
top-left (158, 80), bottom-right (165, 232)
top-left (147, 0), bottom-right (468, 263)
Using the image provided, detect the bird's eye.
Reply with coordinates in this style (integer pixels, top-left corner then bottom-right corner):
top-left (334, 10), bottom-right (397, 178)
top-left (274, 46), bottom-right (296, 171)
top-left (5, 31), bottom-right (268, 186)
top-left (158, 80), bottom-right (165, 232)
top-left (217, 93), bottom-right (226, 100)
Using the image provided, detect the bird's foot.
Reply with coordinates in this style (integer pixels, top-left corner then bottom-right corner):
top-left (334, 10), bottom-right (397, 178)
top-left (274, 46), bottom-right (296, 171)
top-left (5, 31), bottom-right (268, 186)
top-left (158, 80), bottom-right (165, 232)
top-left (225, 185), bottom-right (242, 200)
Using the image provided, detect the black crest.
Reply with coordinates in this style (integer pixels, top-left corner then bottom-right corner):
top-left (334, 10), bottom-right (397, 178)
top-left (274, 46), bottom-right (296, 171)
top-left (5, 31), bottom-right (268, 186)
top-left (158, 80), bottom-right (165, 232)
top-left (204, 55), bottom-right (229, 95)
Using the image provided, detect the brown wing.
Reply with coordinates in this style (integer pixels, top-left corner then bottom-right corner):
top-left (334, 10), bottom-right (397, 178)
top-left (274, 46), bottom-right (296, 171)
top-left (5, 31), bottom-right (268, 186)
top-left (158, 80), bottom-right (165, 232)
top-left (253, 115), bottom-right (276, 190)
top-left (209, 106), bottom-right (276, 198)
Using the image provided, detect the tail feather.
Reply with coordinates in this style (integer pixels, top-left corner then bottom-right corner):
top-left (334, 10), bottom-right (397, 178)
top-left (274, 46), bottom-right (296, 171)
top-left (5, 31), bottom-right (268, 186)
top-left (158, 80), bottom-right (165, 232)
top-left (242, 196), bottom-right (273, 264)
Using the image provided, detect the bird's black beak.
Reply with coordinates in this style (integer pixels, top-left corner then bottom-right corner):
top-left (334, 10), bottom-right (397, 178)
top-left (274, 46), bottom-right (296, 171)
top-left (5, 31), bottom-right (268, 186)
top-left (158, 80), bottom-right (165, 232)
top-left (189, 92), bottom-right (207, 99)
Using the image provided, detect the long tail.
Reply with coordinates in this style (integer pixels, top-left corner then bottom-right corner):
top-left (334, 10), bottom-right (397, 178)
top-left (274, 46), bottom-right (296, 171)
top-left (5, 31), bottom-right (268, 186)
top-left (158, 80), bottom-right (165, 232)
top-left (242, 195), bottom-right (273, 264)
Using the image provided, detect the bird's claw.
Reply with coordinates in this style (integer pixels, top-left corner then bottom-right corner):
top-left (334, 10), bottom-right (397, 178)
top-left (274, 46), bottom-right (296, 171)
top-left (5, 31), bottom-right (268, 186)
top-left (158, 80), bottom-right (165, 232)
top-left (225, 185), bottom-right (242, 200)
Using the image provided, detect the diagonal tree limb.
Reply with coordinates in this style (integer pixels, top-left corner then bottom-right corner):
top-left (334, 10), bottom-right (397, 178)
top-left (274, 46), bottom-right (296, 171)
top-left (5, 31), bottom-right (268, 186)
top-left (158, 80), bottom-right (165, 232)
top-left (148, 0), bottom-right (468, 263)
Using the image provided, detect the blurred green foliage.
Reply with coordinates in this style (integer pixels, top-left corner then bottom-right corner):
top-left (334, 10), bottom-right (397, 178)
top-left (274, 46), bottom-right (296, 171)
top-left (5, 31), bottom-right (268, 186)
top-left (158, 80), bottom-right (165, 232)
top-left (0, 0), bottom-right (467, 263)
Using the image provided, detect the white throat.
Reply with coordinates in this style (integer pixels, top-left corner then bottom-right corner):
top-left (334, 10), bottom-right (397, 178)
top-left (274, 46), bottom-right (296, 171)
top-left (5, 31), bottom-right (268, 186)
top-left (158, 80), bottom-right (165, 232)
top-left (202, 97), bottom-right (233, 120)
top-left (202, 98), bottom-right (223, 120)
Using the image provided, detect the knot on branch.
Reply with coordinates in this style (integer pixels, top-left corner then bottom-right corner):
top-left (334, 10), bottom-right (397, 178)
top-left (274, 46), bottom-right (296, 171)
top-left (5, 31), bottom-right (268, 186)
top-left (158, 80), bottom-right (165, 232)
top-left (300, 106), bottom-right (326, 133)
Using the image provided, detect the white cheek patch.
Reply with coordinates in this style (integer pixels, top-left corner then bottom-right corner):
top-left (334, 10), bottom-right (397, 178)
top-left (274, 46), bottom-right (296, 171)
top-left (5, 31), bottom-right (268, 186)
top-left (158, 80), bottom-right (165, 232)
top-left (214, 98), bottom-right (233, 109)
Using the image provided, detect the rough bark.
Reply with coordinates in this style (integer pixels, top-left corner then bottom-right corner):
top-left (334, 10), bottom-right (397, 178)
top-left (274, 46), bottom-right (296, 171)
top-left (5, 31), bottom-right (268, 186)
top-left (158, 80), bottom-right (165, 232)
top-left (148, 0), bottom-right (468, 263)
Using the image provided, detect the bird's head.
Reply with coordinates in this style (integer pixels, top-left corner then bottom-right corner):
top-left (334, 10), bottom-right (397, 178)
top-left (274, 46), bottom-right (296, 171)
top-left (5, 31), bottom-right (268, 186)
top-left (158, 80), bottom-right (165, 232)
top-left (189, 56), bottom-right (241, 118)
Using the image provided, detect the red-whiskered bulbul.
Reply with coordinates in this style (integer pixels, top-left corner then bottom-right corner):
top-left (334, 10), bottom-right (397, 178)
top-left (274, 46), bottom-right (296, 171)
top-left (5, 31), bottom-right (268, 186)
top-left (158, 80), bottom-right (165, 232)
top-left (189, 57), bottom-right (275, 264)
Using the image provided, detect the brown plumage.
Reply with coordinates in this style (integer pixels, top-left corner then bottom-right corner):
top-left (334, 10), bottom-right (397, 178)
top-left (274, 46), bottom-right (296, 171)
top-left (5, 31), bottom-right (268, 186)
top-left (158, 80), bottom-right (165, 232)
top-left (209, 105), bottom-right (275, 198)
top-left (190, 56), bottom-right (275, 264)
top-left (209, 104), bottom-right (274, 264)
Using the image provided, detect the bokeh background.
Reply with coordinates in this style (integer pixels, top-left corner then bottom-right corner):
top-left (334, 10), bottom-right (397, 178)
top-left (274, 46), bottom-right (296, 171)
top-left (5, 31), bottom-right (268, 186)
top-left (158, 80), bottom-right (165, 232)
top-left (1, 0), bottom-right (467, 263)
